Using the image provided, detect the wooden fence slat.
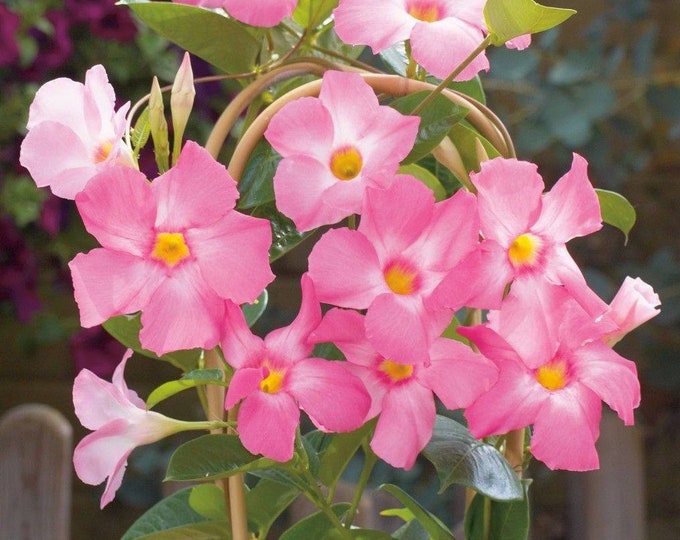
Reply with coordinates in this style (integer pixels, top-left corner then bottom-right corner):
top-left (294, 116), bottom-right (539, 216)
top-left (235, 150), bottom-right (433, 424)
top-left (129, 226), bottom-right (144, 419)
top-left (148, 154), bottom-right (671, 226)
top-left (0, 404), bottom-right (73, 540)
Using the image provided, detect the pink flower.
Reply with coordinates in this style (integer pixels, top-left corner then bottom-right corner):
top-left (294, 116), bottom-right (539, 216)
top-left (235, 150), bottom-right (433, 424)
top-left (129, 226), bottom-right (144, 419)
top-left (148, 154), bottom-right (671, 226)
top-left (222, 274), bottom-right (371, 462)
top-left (311, 308), bottom-right (497, 469)
top-left (264, 70), bottom-right (420, 231)
top-left (334, 0), bottom-right (488, 80)
top-left (20, 64), bottom-right (135, 199)
top-left (69, 141), bottom-right (274, 355)
top-left (307, 176), bottom-right (479, 363)
top-left (172, 0), bottom-right (297, 27)
top-left (459, 286), bottom-right (640, 471)
top-left (73, 350), bottom-right (191, 508)
top-left (603, 276), bottom-right (661, 346)
top-left (432, 153), bottom-right (608, 317)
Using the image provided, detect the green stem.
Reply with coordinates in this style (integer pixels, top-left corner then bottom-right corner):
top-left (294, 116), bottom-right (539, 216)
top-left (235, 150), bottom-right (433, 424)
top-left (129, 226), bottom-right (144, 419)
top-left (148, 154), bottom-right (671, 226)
top-left (343, 446), bottom-right (377, 529)
top-left (412, 35), bottom-right (493, 116)
top-left (300, 469), bottom-right (355, 540)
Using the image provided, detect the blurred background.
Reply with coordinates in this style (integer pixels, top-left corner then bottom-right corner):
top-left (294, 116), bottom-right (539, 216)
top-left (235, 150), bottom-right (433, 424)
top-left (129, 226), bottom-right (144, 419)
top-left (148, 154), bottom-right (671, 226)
top-left (0, 0), bottom-right (678, 538)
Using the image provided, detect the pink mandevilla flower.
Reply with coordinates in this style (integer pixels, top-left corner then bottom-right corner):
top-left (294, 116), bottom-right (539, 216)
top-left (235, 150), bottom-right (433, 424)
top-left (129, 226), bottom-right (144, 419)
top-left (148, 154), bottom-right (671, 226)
top-left (222, 274), bottom-right (371, 462)
top-left (459, 286), bottom-right (641, 471)
top-left (603, 276), bottom-right (661, 346)
top-left (307, 175), bottom-right (479, 364)
top-left (69, 140), bottom-right (274, 355)
top-left (172, 0), bottom-right (297, 27)
top-left (20, 64), bottom-right (135, 199)
top-left (73, 350), bottom-right (193, 508)
top-left (311, 307), bottom-right (497, 469)
top-left (432, 153), bottom-right (608, 317)
top-left (265, 70), bottom-right (420, 231)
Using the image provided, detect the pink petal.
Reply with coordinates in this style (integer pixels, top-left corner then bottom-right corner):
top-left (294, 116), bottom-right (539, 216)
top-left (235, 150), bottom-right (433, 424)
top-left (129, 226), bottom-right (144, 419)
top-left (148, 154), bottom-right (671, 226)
top-left (472, 158), bottom-right (544, 245)
top-left (225, 366), bottom-right (266, 409)
top-left (222, 0), bottom-right (296, 26)
top-left (69, 249), bottom-right (161, 327)
top-left (152, 141), bottom-right (239, 230)
top-left (73, 418), bottom-right (133, 487)
top-left (221, 301), bottom-right (266, 369)
top-left (370, 382), bottom-right (435, 470)
top-left (533, 153), bottom-right (602, 243)
top-left (606, 276), bottom-right (660, 339)
top-left (237, 391), bottom-right (300, 461)
top-left (26, 76), bottom-right (87, 132)
top-left (288, 358), bottom-right (370, 432)
top-left (75, 166), bottom-right (156, 257)
top-left (73, 369), bottom-right (138, 431)
top-left (111, 350), bottom-right (146, 408)
top-left (531, 386), bottom-right (601, 471)
top-left (311, 308), bottom-right (377, 366)
top-left (84, 64), bottom-right (117, 128)
top-left (190, 210), bottom-right (274, 304)
top-left (308, 228), bottom-right (386, 308)
top-left (572, 341), bottom-right (640, 425)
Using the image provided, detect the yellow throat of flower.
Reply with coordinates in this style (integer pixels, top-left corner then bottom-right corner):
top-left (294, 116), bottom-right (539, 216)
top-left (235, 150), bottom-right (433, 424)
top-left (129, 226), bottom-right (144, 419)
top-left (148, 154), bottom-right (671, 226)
top-left (408, 2), bottom-right (442, 23)
top-left (380, 360), bottom-right (414, 382)
top-left (508, 233), bottom-right (541, 268)
top-left (260, 368), bottom-right (285, 394)
top-left (151, 232), bottom-right (191, 267)
top-left (330, 146), bottom-right (363, 181)
top-left (384, 261), bottom-right (419, 295)
top-left (535, 361), bottom-right (568, 391)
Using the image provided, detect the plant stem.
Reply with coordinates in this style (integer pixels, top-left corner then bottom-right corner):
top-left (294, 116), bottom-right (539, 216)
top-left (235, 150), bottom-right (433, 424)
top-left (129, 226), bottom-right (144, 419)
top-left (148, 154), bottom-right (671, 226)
top-left (227, 408), bottom-right (250, 540)
top-left (300, 469), bottom-right (355, 540)
top-left (344, 446), bottom-right (377, 529)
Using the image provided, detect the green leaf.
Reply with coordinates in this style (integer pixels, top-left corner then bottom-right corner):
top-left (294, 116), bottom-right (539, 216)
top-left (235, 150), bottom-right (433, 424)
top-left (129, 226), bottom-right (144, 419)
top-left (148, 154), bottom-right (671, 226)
top-left (484, 0), bottom-right (576, 46)
top-left (378, 484), bottom-right (454, 540)
top-left (243, 289), bottom-right (268, 327)
top-left (391, 92), bottom-right (468, 164)
top-left (121, 487), bottom-right (208, 539)
top-left (292, 0), bottom-right (338, 28)
top-left (279, 503), bottom-right (350, 540)
top-left (103, 313), bottom-right (202, 372)
top-left (236, 139), bottom-right (279, 209)
top-left (136, 522), bottom-right (230, 540)
top-left (317, 420), bottom-right (375, 488)
top-left (131, 106), bottom-right (151, 156)
top-left (422, 415), bottom-right (523, 501)
top-left (146, 369), bottom-right (225, 409)
top-left (398, 163), bottom-right (447, 201)
top-left (246, 478), bottom-right (301, 538)
top-left (448, 122), bottom-right (501, 173)
top-left (393, 520), bottom-right (430, 540)
top-left (596, 189), bottom-right (636, 244)
top-left (464, 481), bottom-right (531, 540)
top-left (188, 484), bottom-right (227, 522)
top-left (250, 202), bottom-right (315, 262)
top-left (120, 1), bottom-right (259, 74)
top-left (166, 434), bottom-right (278, 481)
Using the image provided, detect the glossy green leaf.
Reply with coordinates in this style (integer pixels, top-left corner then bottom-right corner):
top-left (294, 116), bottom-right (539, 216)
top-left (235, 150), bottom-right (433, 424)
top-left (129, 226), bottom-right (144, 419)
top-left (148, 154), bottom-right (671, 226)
top-left (246, 478), bottom-right (301, 538)
top-left (422, 415), bottom-right (523, 501)
top-left (317, 420), bottom-right (375, 488)
top-left (188, 484), bottom-right (227, 522)
top-left (596, 189), bottom-right (636, 244)
top-left (279, 503), bottom-right (350, 540)
top-left (392, 520), bottom-right (430, 540)
top-left (250, 202), bottom-right (314, 262)
top-left (484, 0), bottom-right (576, 46)
top-left (103, 313), bottom-right (202, 372)
top-left (464, 481), bottom-right (531, 540)
top-left (378, 484), bottom-right (454, 540)
top-left (120, 1), bottom-right (259, 74)
top-left (293, 0), bottom-right (338, 28)
top-left (121, 487), bottom-right (208, 539)
top-left (236, 139), bottom-right (279, 209)
top-left (136, 522), bottom-right (230, 539)
top-left (391, 92), bottom-right (468, 164)
top-left (448, 122), bottom-right (501, 173)
top-left (243, 289), bottom-right (268, 327)
top-left (398, 163), bottom-right (447, 201)
top-left (166, 434), bottom-right (277, 481)
top-left (146, 369), bottom-right (225, 409)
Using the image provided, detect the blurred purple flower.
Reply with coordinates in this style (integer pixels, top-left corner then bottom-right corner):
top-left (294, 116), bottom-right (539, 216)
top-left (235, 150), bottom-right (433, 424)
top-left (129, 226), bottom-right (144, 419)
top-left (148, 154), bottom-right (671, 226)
top-left (0, 5), bottom-right (21, 67)
top-left (22, 10), bottom-right (73, 80)
top-left (65, 0), bottom-right (137, 42)
top-left (71, 326), bottom-right (126, 379)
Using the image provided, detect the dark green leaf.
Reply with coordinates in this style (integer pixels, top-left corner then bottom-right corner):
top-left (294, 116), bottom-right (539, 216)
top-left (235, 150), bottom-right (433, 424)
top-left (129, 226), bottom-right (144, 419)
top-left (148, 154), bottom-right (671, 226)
top-left (188, 484), bottom-right (227, 522)
top-left (422, 415), bottom-right (523, 501)
top-left (250, 202), bottom-right (315, 262)
top-left (317, 420), bottom-right (375, 488)
top-left (236, 139), bottom-right (279, 209)
top-left (243, 289), bottom-right (268, 327)
top-left (137, 522), bottom-right (230, 540)
top-left (121, 487), bottom-right (208, 540)
top-left (464, 481), bottom-right (531, 540)
top-left (121, 1), bottom-right (259, 74)
top-left (146, 369), bottom-right (225, 409)
top-left (246, 478), bottom-right (301, 537)
top-left (279, 503), bottom-right (350, 540)
top-left (596, 189), bottom-right (636, 244)
top-left (166, 434), bottom-right (277, 481)
top-left (378, 484), bottom-right (454, 540)
top-left (391, 92), bottom-right (468, 164)
top-left (392, 520), bottom-right (430, 540)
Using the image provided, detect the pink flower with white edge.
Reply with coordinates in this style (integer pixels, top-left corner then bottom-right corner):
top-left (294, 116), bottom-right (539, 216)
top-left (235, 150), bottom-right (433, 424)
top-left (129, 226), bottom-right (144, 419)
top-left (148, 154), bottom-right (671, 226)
top-left (603, 276), bottom-right (661, 346)
top-left (222, 274), bottom-right (371, 462)
top-left (334, 0), bottom-right (488, 81)
top-left (459, 286), bottom-right (640, 471)
top-left (307, 175), bottom-right (479, 364)
top-left (172, 0), bottom-right (297, 27)
top-left (73, 350), bottom-right (194, 508)
top-left (69, 141), bottom-right (274, 355)
top-left (264, 70), bottom-right (420, 232)
top-left (311, 307), bottom-right (497, 469)
top-left (20, 64), bottom-right (135, 199)
top-left (432, 153), bottom-right (608, 317)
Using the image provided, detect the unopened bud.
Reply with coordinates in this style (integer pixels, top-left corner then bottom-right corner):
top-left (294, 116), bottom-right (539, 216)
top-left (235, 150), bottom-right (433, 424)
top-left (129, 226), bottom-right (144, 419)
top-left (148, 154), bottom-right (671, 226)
top-left (171, 52), bottom-right (196, 164)
top-left (149, 76), bottom-right (170, 173)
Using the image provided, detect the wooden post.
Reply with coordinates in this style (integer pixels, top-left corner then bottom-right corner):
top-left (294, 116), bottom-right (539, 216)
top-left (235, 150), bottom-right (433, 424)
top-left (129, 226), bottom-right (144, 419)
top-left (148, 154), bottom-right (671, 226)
top-left (0, 404), bottom-right (73, 540)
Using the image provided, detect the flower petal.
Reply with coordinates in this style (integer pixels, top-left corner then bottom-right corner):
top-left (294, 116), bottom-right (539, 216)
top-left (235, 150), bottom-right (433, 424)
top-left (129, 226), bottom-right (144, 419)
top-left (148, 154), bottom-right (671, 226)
top-left (221, 301), bottom-right (266, 369)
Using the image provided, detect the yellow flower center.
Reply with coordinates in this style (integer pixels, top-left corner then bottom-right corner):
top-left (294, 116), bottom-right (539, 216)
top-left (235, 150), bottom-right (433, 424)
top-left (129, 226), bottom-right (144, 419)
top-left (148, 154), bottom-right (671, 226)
top-left (408, 2), bottom-right (442, 22)
top-left (536, 361), bottom-right (568, 391)
top-left (259, 368), bottom-right (285, 394)
top-left (384, 260), bottom-right (419, 295)
top-left (329, 146), bottom-right (363, 181)
top-left (151, 232), bottom-right (190, 267)
top-left (94, 141), bottom-right (114, 163)
top-left (380, 360), bottom-right (414, 382)
top-left (508, 233), bottom-right (541, 268)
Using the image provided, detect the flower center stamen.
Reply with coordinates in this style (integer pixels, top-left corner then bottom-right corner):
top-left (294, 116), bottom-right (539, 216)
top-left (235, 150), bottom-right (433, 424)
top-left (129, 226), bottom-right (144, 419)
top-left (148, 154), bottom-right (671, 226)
top-left (330, 146), bottom-right (363, 181)
top-left (536, 360), bottom-right (569, 391)
top-left (94, 141), bottom-right (114, 163)
top-left (380, 360), bottom-right (414, 382)
top-left (508, 233), bottom-right (541, 268)
top-left (259, 368), bottom-right (285, 394)
top-left (384, 260), bottom-right (420, 295)
top-left (408, 2), bottom-right (442, 22)
top-left (151, 232), bottom-right (190, 267)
